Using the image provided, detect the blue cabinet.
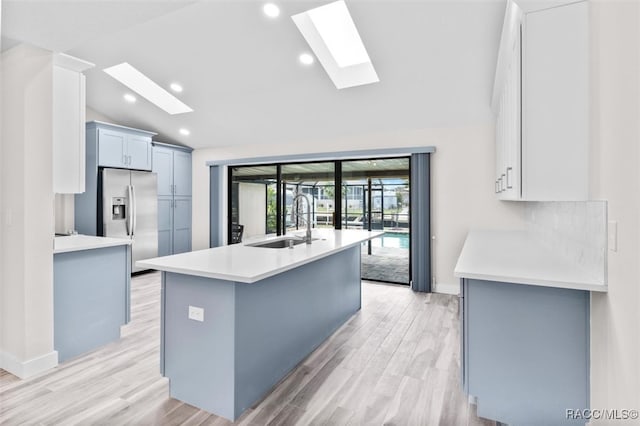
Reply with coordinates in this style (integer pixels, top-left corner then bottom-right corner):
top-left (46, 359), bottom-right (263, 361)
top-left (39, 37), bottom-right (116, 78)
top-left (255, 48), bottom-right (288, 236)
top-left (96, 124), bottom-right (152, 171)
top-left (157, 197), bottom-right (174, 257)
top-left (173, 151), bottom-right (192, 196)
top-left (460, 278), bottom-right (590, 425)
top-left (173, 196), bottom-right (192, 254)
top-left (75, 121), bottom-right (156, 236)
top-left (54, 244), bottom-right (131, 362)
top-left (154, 147), bottom-right (174, 196)
top-left (153, 142), bottom-right (193, 255)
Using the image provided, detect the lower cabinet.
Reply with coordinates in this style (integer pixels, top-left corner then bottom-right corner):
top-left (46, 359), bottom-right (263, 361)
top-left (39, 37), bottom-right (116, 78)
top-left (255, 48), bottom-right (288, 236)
top-left (460, 279), bottom-right (589, 426)
top-left (54, 244), bottom-right (131, 362)
top-left (158, 196), bottom-right (192, 256)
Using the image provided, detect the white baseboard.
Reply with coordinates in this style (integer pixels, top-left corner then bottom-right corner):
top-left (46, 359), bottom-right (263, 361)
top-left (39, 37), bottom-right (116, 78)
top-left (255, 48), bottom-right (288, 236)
top-left (0, 350), bottom-right (58, 379)
top-left (433, 282), bottom-right (459, 295)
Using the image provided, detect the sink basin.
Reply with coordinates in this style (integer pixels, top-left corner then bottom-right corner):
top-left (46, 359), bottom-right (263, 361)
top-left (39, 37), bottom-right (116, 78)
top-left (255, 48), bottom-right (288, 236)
top-left (247, 237), bottom-right (318, 249)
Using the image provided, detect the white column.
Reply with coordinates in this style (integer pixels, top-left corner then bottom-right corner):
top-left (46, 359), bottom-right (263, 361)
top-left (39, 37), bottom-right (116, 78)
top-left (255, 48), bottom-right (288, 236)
top-left (1, 44), bottom-right (58, 378)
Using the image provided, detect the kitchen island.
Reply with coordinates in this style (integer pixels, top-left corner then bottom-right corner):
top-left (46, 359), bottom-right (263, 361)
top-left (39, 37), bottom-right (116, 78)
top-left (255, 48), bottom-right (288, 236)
top-left (54, 235), bottom-right (132, 362)
top-left (137, 229), bottom-right (382, 421)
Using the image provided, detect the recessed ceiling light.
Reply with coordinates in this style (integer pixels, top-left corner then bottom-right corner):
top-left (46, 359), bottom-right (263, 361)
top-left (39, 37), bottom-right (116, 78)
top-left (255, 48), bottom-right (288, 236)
top-left (299, 53), bottom-right (314, 65)
top-left (179, 128), bottom-right (190, 136)
top-left (104, 63), bottom-right (193, 115)
top-left (123, 93), bottom-right (136, 103)
top-left (292, 0), bottom-right (379, 89)
top-left (170, 83), bottom-right (183, 93)
top-left (263, 3), bottom-right (280, 18)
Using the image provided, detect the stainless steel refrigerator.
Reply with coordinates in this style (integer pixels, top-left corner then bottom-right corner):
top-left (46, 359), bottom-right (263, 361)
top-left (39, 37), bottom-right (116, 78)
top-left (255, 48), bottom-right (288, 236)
top-left (100, 168), bottom-right (158, 273)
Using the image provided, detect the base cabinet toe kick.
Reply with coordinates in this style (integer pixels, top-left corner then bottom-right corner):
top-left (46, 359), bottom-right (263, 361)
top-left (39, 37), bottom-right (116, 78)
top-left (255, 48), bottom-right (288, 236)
top-left (459, 278), bottom-right (590, 426)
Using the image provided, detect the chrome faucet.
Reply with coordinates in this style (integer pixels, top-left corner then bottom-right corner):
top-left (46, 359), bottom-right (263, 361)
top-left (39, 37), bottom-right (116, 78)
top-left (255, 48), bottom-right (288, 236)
top-left (292, 193), bottom-right (313, 244)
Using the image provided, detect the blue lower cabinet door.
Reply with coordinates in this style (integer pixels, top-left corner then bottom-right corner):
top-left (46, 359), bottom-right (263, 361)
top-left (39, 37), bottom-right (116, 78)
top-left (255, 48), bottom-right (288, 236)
top-left (173, 197), bottom-right (192, 254)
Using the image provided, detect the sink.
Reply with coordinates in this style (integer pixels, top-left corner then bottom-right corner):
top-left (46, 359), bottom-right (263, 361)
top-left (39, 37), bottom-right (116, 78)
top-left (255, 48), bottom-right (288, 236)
top-left (247, 237), bottom-right (318, 249)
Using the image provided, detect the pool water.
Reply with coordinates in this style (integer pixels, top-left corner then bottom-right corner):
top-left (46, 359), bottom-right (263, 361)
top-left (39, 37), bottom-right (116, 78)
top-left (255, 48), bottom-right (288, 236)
top-left (370, 232), bottom-right (410, 249)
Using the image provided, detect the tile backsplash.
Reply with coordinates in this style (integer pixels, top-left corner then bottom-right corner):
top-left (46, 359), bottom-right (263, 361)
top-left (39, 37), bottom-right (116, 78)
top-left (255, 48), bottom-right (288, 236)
top-left (525, 201), bottom-right (607, 283)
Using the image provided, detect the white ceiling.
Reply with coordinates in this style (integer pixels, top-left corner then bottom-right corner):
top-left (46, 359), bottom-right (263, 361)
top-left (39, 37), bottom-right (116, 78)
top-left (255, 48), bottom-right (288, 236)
top-left (1, 0), bottom-right (507, 150)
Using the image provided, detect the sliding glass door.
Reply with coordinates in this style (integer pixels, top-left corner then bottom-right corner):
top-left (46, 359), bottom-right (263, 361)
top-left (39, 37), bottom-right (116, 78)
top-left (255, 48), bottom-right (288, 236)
top-left (228, 156), bottom-right (411, 285)
top-left (341, 158), bottom-right (410, 284)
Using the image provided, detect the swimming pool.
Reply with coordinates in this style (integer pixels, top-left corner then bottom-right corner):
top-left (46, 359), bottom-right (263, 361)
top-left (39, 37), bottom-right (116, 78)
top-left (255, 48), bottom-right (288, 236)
top-left (370, 232), bottom-right (410, 249)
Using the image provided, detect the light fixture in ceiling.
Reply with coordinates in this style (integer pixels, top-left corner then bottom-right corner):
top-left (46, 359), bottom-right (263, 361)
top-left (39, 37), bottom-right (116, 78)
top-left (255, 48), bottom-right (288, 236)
top-left (299, 53), bottom-right (314, 65)
top-left (104, 63), bottom-right (193, 115)
top-left (170, 83), bottom-right (183, 93)
top-left (123, 93), bottom-right (137, 103)
top-left (179, 128), bottom-right (190, 136)
top-left (263, 3), bottom-right (280, 18)
top-left (292, 0), bottom-right (379, 89)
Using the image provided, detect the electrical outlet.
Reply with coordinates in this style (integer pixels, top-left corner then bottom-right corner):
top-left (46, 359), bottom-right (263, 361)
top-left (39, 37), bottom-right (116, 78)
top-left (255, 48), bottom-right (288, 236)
top-left (188, 305), bottom-right (204, 322)
top-left (608, 220), bottom-right (617, 252)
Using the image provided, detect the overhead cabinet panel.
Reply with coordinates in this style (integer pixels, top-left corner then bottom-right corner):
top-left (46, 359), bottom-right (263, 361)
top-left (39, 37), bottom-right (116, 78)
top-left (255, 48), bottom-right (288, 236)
top-left (53, 54), bottom-right (93, 194)
top-left (521, 1), bottom-right (589, 200)
top-left (127, 135), bottom-right (153, 170)
top-left (493, 0), bottom-right (589, 201)
top-left (97, 126), bottom-right (153, 171)
top-left (98, 129), bottom-right (128, 168)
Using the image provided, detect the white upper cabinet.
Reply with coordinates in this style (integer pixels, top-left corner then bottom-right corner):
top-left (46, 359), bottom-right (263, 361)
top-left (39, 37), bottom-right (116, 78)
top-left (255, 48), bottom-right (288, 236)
top-left (53, 54), bottom-right (94, 194)
top-left (493, 0), bottom-right (589, 201)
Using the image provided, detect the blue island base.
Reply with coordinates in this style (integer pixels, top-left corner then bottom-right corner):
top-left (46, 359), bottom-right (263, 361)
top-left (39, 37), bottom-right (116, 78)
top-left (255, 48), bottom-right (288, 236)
top-left (161, 245), bottom-right (362, 420)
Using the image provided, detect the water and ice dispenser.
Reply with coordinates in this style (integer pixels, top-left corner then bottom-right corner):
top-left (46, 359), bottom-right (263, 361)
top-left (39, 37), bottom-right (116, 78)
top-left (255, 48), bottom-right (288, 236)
top-left (111, 197), bottom-right (126, 220)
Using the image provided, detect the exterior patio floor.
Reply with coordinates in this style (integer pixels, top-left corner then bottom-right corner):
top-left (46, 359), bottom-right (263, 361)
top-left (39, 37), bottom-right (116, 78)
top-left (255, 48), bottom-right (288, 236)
top-left (361, 245), bottom-right (409, 284)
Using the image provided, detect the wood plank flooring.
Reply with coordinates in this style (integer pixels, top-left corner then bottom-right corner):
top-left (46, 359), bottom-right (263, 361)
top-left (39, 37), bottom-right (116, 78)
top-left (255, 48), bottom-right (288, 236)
top-left (0, 272), bottom-right (494, 426)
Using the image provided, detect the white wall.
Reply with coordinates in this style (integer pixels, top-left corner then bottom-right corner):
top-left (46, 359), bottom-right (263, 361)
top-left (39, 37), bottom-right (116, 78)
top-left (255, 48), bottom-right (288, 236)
top-left (1, 44), bottom-right (58, 377)
top-left (192, 126), bottom-right (526, 293)
top-left (589, 0), bottom-right (640, 417)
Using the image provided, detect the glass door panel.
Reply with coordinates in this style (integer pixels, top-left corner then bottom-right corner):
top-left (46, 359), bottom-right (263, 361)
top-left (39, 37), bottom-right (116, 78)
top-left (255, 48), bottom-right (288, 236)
top-left (281, 162), bottom-right (335, 235)
top-left (342, 158), bottom-right (410, 285)
top-left (229, 165), bottom-right (277, 243)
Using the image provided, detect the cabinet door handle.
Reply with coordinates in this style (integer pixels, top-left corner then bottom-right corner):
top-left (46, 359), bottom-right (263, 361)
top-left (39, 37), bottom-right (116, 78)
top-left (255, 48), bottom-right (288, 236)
top-left (506, 167), bottom-right (513, 189)
top-left (123, 155), bottom-right (127, 165)
top-left (501, 174), bottom-right (506, 192)
top-left (495, 180), bottom-right (499, 194)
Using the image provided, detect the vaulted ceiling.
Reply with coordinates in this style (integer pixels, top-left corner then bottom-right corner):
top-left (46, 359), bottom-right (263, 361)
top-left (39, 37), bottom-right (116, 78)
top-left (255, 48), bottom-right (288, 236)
top-left (2, 0), bottom-right (507, 149)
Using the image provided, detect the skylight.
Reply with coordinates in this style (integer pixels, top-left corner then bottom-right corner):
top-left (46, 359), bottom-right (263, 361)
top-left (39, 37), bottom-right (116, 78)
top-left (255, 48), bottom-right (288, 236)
top-left (104, 63), bottom-right (193, 115)
top-left (307, 1), bottom-right (370, 68)
top-left (292, 0), bottom-right (378, 89)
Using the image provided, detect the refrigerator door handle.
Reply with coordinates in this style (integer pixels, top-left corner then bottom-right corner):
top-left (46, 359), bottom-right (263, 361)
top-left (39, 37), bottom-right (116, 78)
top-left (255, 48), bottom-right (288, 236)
top-left (127, 184), bottom-right (133, 236)
top-left (131, 184), bottom-right (137, 236)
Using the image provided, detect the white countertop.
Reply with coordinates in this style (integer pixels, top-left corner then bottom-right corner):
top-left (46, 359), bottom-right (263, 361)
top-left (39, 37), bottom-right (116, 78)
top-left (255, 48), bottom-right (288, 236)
top-left (54, 235), bottom-right (131, 254)
top-left (454, 230), bottom-right (607, 292)
top-left (136, 229), bottom-right (384, 283)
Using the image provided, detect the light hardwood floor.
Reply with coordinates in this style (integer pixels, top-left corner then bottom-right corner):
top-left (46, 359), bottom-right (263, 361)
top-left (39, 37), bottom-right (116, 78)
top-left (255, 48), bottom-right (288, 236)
top-left (0, 272), bottom-right (494, 426)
